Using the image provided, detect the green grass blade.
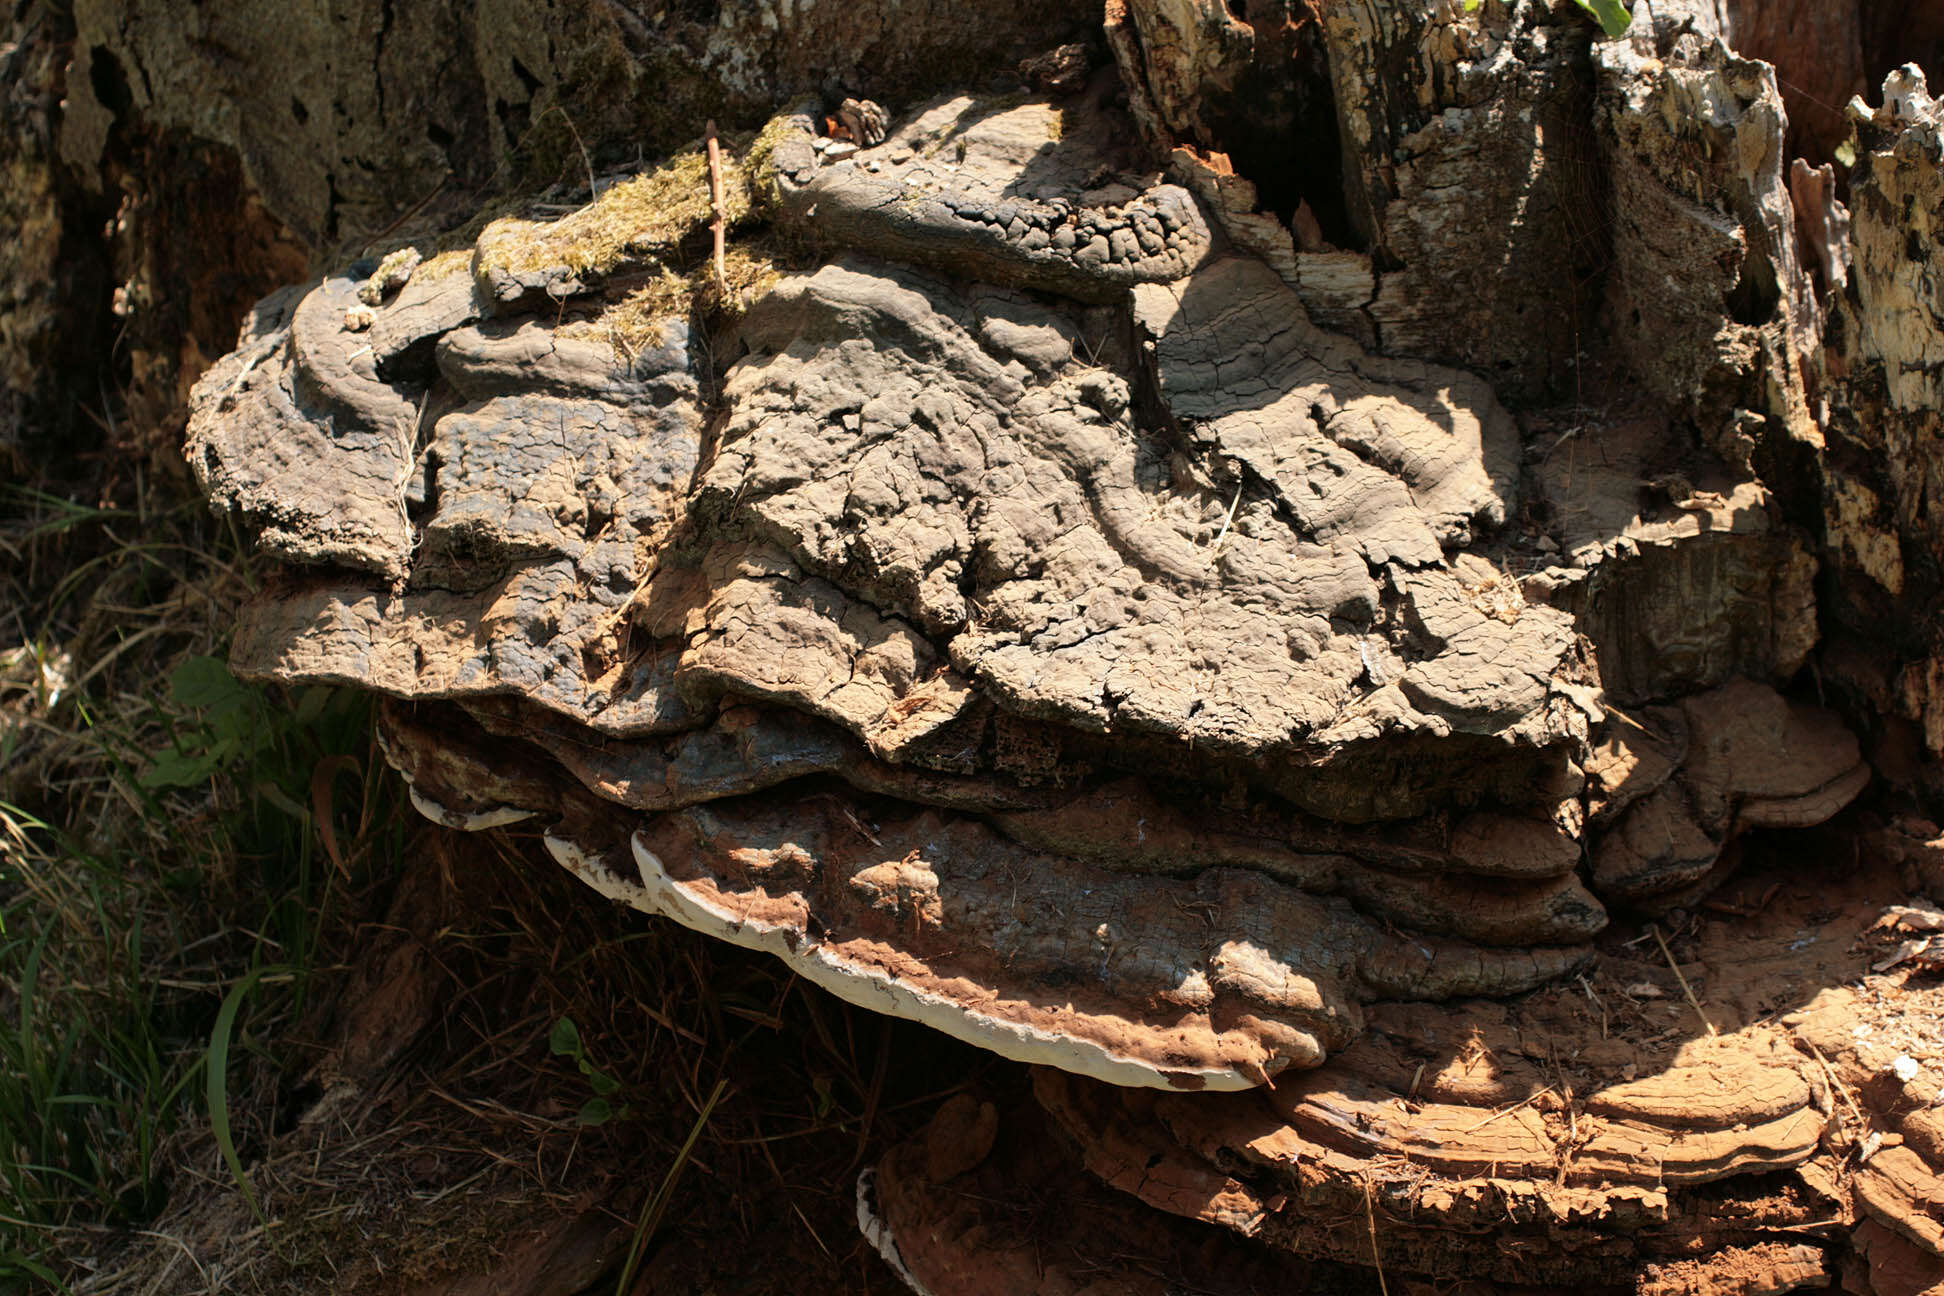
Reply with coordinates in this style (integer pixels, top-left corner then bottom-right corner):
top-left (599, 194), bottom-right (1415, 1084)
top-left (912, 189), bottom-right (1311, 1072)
top-left (613, 1078), bottom-right (730, 1295)
top-left (206, 965), bottom-right (294, 1231)
top-left (17, 929), bottom-right (46, 1097)
top-left (0, 1250), bottom-right (67, 1292)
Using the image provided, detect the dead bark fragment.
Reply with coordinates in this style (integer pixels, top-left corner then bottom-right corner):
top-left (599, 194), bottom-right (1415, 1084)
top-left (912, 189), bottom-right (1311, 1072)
top-left (1597, 32), bottom-right (1821, 448)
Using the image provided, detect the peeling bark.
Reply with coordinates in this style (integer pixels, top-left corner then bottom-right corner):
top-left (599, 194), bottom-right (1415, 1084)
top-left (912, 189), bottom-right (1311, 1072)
top-left (1821, 71), bottom-right (1944, 810)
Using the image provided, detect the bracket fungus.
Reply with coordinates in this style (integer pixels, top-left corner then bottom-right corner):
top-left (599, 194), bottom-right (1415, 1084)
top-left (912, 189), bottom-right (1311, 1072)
top-left (178, 7), bottom-right (1944, 1288)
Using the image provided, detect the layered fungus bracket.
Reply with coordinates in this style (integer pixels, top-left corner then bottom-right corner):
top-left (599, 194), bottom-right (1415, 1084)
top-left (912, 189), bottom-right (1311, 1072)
top-left (175, 7), bottom-right (1944, 1289)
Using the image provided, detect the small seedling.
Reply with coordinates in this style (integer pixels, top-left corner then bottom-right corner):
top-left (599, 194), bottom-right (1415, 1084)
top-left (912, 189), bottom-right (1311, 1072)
top-left (549, 1015), bottom-right (629, 1125)
top-left (143, 655), bottom-right (334, 790)
top-left (1466, 0), bottom-right (1632, 38)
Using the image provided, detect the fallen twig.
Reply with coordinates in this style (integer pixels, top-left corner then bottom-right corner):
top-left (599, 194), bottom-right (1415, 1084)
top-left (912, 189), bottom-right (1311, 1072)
top-left (705, 119), bottom-right (729, 296)
top-left (1651, 923), bottom-right (1716, 1037)
top-left (1805, 1040), bottom-right (1867, 1133)
top-left (1457, 1085), bottom-right (1555, 1135)
top-left (1363, 1177), bottom-right (1390, 1296)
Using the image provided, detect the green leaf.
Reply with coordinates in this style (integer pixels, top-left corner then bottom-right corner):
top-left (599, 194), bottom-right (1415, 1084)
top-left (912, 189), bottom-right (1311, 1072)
top-left (577, 1097), bottom-right (613, 1126)
top-left (812, 1075), bottom-right (834, 1120)
top-left (169, 656), bottom-right (248, 710)
top-left (207, 701), bottom-right (255, 745)
top-left (548, 1016), bottom-right (582, 1058)
top-left (1572, 0), bottom-right (1632, 38)
top-left (140, 747), bottom-right (222, 790)
top-left (0, 1252), bottom-right (64, 1289)
top-left (583, 1064), bottom-right (621, 1097)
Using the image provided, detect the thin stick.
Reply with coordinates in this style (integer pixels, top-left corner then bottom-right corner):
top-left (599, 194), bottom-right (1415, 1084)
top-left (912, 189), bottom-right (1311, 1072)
top-left (1650, 924), bottom-right (1716, 1037)
top-left (1601, 701), bottom-right (1648, 733)
top-left (1456, 1084), bottom-right (1554, 1135)
top-left (1212, 480), bottom-right (1244, 551)
top-left (360, 169), bottom-right (451, 255)
top-left (705, 120), bottom-right (728, 295)
top-left (1805, 1040), bottom-right (1866, 1131)
top-left (1363, 1178), bottom-right (1390, 1296)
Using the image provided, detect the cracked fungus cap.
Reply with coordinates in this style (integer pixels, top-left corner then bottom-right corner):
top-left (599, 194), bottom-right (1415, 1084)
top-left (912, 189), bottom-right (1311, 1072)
top-left (186, 82), bottom-right (1866, 1096)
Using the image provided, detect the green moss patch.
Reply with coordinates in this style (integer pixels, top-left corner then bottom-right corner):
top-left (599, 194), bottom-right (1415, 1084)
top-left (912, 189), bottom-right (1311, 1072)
top-left (476, 145), bottom-right (756, 283)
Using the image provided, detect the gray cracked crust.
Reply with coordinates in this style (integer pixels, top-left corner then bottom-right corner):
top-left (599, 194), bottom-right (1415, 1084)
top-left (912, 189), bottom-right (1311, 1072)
top-left (185, 82), bottom-right (1866, 1094)
top-left (770, 91), bottom-right (1213, 302)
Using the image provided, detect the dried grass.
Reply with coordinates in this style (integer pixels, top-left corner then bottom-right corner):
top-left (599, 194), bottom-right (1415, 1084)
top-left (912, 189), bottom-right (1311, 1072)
top-left (475, 147), bottom-right (753, 283)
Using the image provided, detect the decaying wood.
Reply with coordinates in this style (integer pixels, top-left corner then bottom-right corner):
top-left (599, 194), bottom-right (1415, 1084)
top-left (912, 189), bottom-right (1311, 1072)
top-left (160, 0), bottom-right (1944, 1290)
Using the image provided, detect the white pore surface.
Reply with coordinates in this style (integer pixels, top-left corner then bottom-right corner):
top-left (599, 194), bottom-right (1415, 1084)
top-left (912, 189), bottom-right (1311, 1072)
top-left (855, 1166), bottom-right (935, 1296)
top-left (627, 832), bottom-right (1252, 1091)
top-left (404, 785), bottom-right (535, 830)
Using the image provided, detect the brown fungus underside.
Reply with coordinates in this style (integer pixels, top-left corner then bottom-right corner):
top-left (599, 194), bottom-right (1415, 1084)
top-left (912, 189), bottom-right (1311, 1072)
top-left (181, 2), bottom-right (1944, 1290)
